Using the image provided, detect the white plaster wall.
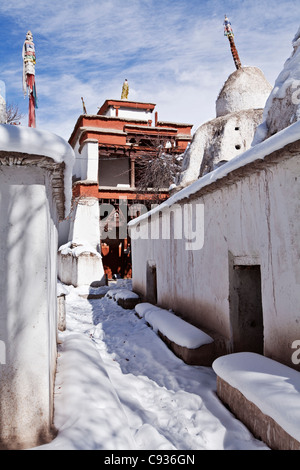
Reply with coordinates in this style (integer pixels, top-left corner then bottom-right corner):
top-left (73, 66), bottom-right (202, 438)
top-left (72, 140), bottom-right (83, 180)
top-left (179, 109), bottom-right (264, 187)
top-left (58, 197), bottom-right (106, 287)
top-left (57, 248), bottom-right (104, 287)
top-left (105, 106), bottom-right (152, 121)
top-left (118, 107), bottom-right (152, 121)
top-left (45, 172), bottom-right (60, 416)
top-left (68, 197), bottom-right (100, 251)
top-left (0, 166), bottom-right (58, 449)
top-left (72, 140), bottom-right (99, 182)
top-left (58, 217), bottom-right (70, 247)
top-left (84, 140), bottom-right (99, 181)
top-left (131, 152), bottom-right (300, 368)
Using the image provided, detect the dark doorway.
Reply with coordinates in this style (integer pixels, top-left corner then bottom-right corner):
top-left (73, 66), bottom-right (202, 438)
top-left (146, 260), bottom-right (157, 305)
top-left (229, 263), bottom-right (264, 354)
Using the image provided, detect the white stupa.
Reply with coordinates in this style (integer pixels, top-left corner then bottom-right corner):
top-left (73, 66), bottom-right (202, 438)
top-left (216, 66), bottom-right (273, 118)
top-left (177, 18), bottom-right (272, 188)
top-left (253, 26), bottom-right (300, 145)
top-left (178, 65), bottom-right (272, 188)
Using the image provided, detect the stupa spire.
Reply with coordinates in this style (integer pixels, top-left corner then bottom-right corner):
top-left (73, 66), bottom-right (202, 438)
top-left (81, 96), bottom-right (87, 114)
top-left (224, 15), bottom-right (242, 70)
top-left (121, 79), bottom-right (129, 100)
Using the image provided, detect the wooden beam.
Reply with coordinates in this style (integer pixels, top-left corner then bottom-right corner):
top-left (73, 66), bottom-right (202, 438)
top-left (130, 157), bottom-right (136, 188)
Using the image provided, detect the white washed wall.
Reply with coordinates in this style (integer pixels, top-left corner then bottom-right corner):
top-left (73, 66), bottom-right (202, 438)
top-left (131, 148), bottom-right (300, 369)
top-left (0, 165), bottom-right (60, 449)
top-left (104, 105), bottom-right (152, 121)
top-left (58, 197), bottom-right (105, 287)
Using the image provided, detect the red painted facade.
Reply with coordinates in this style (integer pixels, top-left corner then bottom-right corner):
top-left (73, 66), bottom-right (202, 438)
top-left (68, 98), bottom-right (193, 279)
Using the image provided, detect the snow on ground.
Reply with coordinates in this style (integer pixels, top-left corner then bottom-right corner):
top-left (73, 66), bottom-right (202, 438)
top-left (36, 282), bottom-right (269, 451)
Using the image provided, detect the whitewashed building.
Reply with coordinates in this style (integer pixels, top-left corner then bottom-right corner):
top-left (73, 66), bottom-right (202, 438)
top-left (129, 29), bottom-right (300, 373)
top-left (0, 124), bottom-right (74, 449)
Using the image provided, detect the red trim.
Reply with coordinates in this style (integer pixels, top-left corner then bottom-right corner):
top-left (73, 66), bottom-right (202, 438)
top-left (98, 99), bottom-right (156, 115)
top-left (72, 183), bottom-right (169, 201)
top-left (69, 112), bottom-right (193, 148)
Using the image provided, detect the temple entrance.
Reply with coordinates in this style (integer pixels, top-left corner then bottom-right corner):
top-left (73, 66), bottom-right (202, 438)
top-left (101, 239), bottom-right (131, 281)
top-left (100, 203), bottom-right (132, 280)
top-left (229, 262), bottom-right (264, 354)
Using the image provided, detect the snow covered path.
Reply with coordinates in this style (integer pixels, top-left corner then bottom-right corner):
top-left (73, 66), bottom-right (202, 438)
top-left (38, 283), bottom-right (269, 451)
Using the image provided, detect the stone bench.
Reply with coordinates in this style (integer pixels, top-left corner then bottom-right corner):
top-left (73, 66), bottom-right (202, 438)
top-left (135, 303), bottom-right (216, 366)
top-left (106, 288), bottom-right (140, 309)
top-left (212, 352), bottom-right (300, 450)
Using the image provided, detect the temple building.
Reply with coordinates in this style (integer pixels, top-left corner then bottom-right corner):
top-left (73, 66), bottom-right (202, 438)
top-left (66, 88), bottom-right (193, 280)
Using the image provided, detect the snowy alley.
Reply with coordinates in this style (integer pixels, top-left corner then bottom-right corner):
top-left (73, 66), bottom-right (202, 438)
top-left (36, 282), bottom-right (269, 451)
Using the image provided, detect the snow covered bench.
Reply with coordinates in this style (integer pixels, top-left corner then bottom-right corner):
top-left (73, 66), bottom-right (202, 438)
top-left (106, 288), bottom-right (140, 309)
top-left (212, 352), bottom-right (300, 450)
top-left (135, 303), bottom-right (216, 366)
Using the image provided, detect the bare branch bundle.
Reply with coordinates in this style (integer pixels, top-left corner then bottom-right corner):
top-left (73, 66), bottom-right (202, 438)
top-left (6, 103), bottom-right (24, 125)
top-left (136, 146), bottom-right (183, 192)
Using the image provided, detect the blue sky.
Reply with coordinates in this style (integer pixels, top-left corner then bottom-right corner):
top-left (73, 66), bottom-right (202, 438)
top-left (0, 0), bottom-right (300, 141)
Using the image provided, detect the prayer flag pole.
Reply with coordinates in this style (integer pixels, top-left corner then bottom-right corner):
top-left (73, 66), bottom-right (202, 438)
top-left (22, 31), bottom-right (38, 127)
top-left (224, 15), bottom-right (242, 70)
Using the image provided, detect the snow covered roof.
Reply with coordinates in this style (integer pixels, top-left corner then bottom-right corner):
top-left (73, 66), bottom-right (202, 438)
top-left (216, 66), bottom-right (272, 118)
top-left (128, 118), bottom-right (300, 227)
top-left (0, 124), bottom-right (74, 216)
